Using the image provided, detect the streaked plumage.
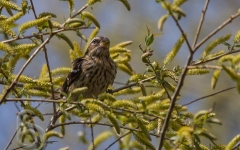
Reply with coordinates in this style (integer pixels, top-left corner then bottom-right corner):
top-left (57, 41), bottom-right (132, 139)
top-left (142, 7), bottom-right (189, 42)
top-left (62, 36), bottom-right (117, 100)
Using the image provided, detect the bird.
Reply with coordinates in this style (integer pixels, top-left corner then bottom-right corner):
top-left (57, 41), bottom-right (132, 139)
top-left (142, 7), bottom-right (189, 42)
top-left (61, 36), bottom-right (117, 101)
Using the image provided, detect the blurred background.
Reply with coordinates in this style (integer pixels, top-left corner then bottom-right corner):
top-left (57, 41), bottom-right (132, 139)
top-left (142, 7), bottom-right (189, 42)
top-left (1, 0), bottom-right (240, 149)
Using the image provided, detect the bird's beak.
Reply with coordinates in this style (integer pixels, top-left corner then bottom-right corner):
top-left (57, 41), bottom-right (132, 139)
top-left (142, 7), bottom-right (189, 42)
top-left (100, 38), bottom-right (110, 48)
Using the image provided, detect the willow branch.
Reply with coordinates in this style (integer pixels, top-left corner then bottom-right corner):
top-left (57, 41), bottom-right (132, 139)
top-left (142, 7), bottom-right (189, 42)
top-left (194, 12), bottom-right (240, 51)
top-left (61, 4), bottom-right (89, 27)
top-left (112, 76), bottom-right (156, 93)
top-left (52, 121), bottom-right (161, 138)
top-left (30, 0), bottom-right (57, 121)
top-left (193, 49), bottom-right (240, 65)
top-left (89, 110), bottom-right (95, 150)
top-left (0, 35), bottom-right (53, 104)
top-left (158, 1), bottom-right (194, 149)
top-left (2, 26), bottom-right (94, 43)
top-left (4, 126), bottom-right (20, 150)
top-left (182, 86), bottom-right (235, 106)
top-left (192, 0), bottom-right (210, 48)
top-left (105, 131), bottom-right (131, 150)
top-left (187, 65), bottom-right (221, 70)
top-left (5, 98), bottom-right (163, 120)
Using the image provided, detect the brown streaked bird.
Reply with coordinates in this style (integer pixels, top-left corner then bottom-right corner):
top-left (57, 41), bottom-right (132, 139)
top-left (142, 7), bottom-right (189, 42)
top-left (61, 36), bottom-right (117, 100)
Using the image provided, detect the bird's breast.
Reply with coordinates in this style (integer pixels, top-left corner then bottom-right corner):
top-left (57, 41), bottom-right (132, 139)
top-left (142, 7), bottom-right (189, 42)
top-left (74, 58), bottom-right (116, 98)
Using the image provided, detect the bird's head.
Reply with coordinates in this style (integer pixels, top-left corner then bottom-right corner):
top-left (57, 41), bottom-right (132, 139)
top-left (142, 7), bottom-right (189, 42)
top-left (85, 36), bottom-right (110, 58)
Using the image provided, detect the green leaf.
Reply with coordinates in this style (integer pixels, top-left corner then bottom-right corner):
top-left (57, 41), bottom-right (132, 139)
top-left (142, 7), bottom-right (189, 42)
top-left (145, 34), bottom-right (154, 46)
top-left (222, 65), bottom-right (240, 81)
top-left (133, 132), bottom-right (155, 150)
top-left (118, 0), bottom-right (131, 11)
top-left (76, 31), bottom-right (88, 42)
top-left (136, 118), bottom-right (151, 141)
top-left (56, 33), bottom-right (74, 49)
top-left (211, 69), bottom-right (221, 89)
top-left (107, 113), bottom-right (120, 134)
top-left (81, 11), bottom-right (100, 28)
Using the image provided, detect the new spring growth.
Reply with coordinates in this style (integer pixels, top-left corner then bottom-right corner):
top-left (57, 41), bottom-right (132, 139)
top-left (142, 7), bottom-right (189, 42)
top-left (141, 51), bottom-right (153, 63)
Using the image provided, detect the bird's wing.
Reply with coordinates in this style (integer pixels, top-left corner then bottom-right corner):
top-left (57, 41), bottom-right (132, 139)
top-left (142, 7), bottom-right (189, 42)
top-left (62, 57), bottom-right (85, 95)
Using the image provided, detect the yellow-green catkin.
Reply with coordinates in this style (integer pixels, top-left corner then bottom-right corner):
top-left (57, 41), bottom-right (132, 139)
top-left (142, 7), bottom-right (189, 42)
top-left (5, 11), bottom-right (24, 24)
top-left (158, 14), bottom-right (168, 31)
top-left (67, 0), bottom-right (74, 13)
top-left (88, 0), bottom-right (100, 5)
top-left (81, 11), bottom-right (100, 28)
top-left (233, 30), bottom-right (240, 43)
top-left (202, 34), bottom-right (231, 58)
top-left (211, 69), bottom-right (221, 89)
top-left (0, 0), bottom-right (21, 11)
top-left (163, 34), bottom-right (185, 65)
top-left (19, 16), bottom-right (51, 32)
top-left (118, 0), bottom-right (131, 11)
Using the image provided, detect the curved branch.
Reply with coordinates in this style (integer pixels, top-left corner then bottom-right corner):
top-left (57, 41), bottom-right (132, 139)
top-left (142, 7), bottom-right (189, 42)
top-left (52, 121), bottom-right (161, 138)
top-left (194, 12), bottom-right (240, 51)
top-left (0, 35), bottom-right (53, 104)
top-left (182, 86), bottom-right (235, 106)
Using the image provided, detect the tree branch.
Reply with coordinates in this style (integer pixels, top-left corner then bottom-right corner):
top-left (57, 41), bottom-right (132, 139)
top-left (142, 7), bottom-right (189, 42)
top-left (112, 76), bottom-right (156, 93)
top-left (51, 121), bottom-right (162, 138)
top-left (157, 1), bottom-right (194, 149)
top-left (0, 35), bottom-right (53, 104)
top-left (193, 49), bottom-right (240, 65)
top-left (194, 12), bottom-right (240, 51)
top-left (4, 126), bottom-right (20, 150)
top-left (182, 86), bottom-right (235, 106)
top-left (2, 26), bottom-right (94, 44)
top-left (192, 0), bottom-right (210, 48)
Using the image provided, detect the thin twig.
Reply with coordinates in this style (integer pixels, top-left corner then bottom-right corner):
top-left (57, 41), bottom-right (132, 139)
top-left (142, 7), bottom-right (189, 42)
top-left (105, 131), bottom-right (131, 150)
top-left (164, 4), bottom-right (193, 53)
top-left (193, 49), bottom-right (240, 65)
top-left (114, 81), bottom-right (159, 88)
top-left (2, 26), bottom-right (94, 43)
top-left (158, 1), bottom-right (194, 149)
top-left (89, 111), bottom-right (95, 150)
top-left (29, 0), bottom-right (58, 128)
top-left (194, 12), bottom-right (240, 51)
top-left (29, 0), bottom-right (38, 19)
top-left (61, 4), bottom-right (89, 27)
top-left (187, 65), bottom-right (221, 70)
top-left (182, 86), bottom-right (235, 106)
top-left (147, 62), bottom-right (172, 100)
top-left (5, 126), bottom-right (20, 150)
top-left (0, 80), bottom-right (47, 91)
top-left (233, 142), bottom-right (240, 150)
top-left (0, 35), bottom-right (53, 104)
top-left (5, 98), bottom-right (66, 103)
top-left (0, 69), bottom-right (26, 116)
top-left (5, 98), bottom-right (163, 120)
top-left (0, 69), bottom-right (22, 99)
top-left (52, 121), bottom-right (161, 138)
top-left (112, 76), bottom-right (156, 93)
top-left (192, 0), bottom-right (210, 48)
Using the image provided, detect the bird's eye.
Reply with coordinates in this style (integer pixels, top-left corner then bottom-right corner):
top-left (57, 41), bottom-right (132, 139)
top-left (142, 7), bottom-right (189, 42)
top-left (92, 39), bottom-right (99, 44)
